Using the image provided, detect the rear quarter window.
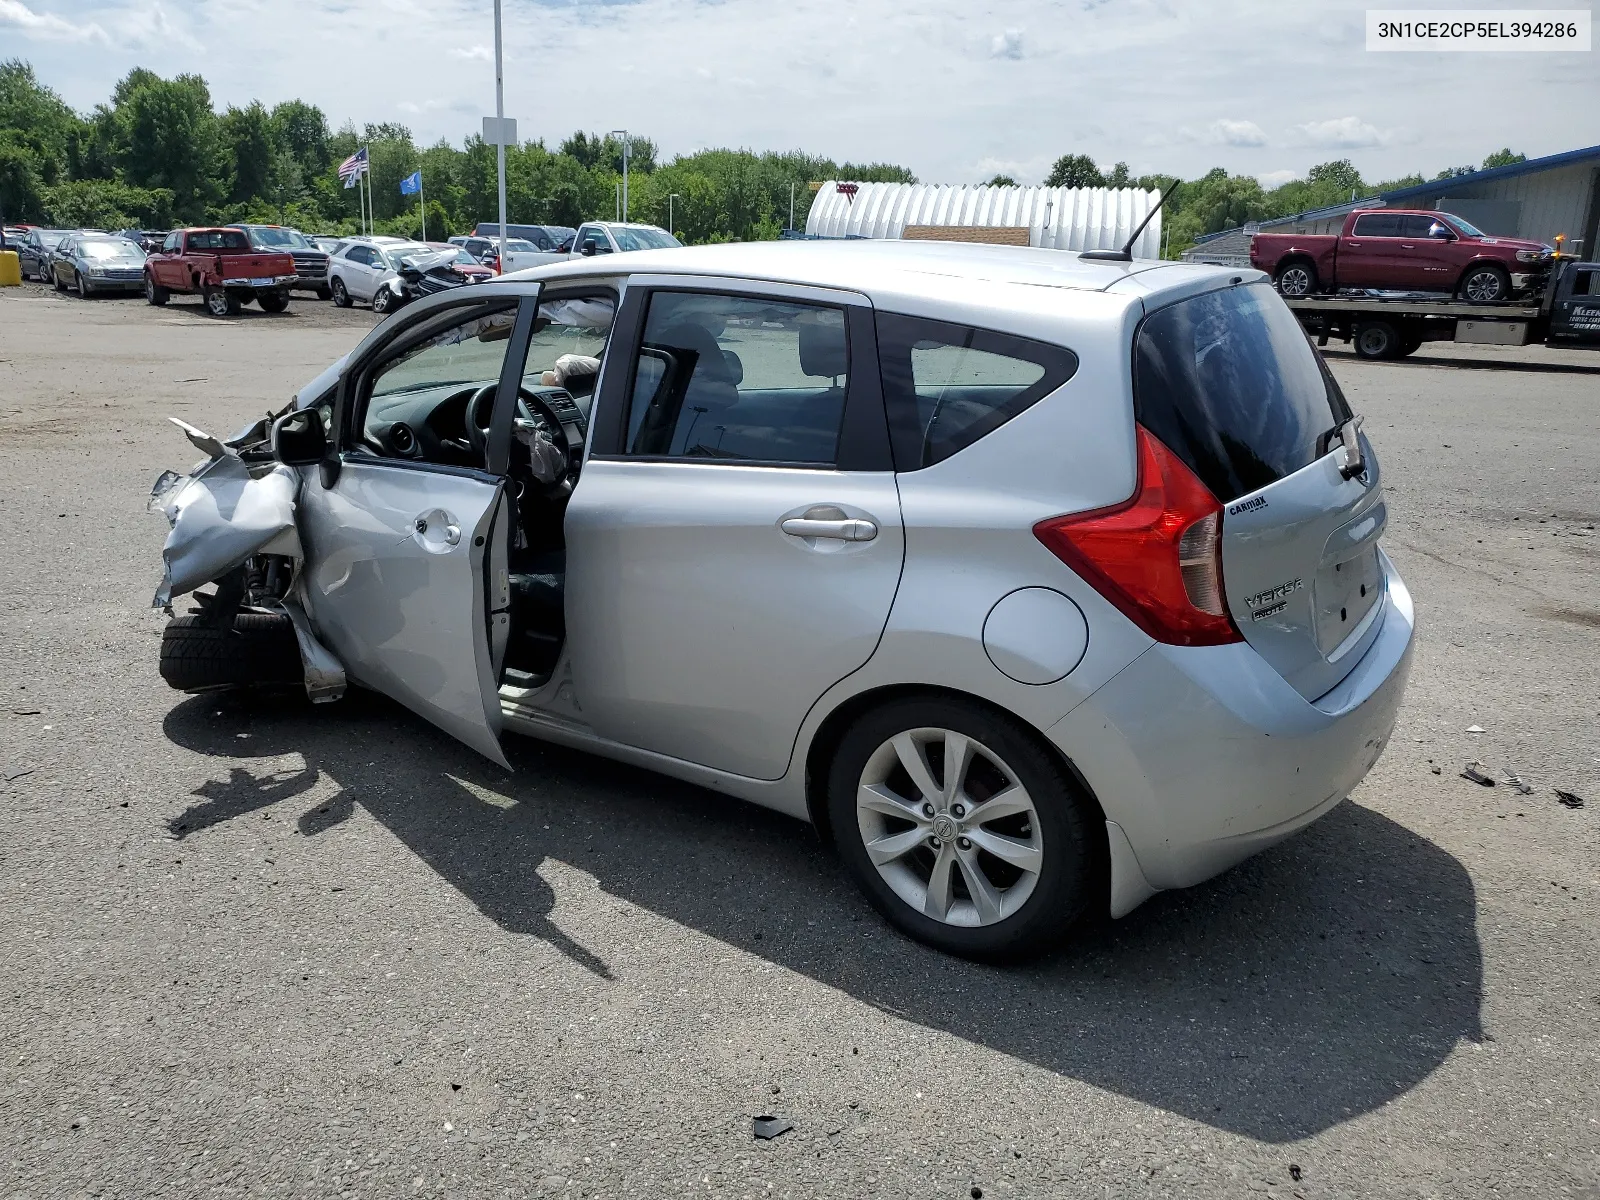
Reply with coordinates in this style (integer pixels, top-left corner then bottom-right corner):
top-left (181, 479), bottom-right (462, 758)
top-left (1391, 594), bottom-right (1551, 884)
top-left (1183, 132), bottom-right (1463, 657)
top-left (876, 313), bottom-right (1078, 470)
top-left (1134, 283), bottom-right (1350, 504)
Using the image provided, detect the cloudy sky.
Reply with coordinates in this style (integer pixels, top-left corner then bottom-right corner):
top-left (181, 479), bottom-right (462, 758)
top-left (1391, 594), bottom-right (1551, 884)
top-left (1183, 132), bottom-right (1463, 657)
top-left (4, 0), bottom-right (1595, 185)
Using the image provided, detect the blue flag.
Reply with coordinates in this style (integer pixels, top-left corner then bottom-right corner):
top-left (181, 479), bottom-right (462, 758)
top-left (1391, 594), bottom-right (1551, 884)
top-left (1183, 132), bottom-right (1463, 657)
top-left (399, 170), bottom-right (422, 196)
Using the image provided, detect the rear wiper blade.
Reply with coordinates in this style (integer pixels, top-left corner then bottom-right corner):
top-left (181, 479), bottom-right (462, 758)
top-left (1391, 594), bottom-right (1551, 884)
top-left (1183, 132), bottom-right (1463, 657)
top-left (1336, 415), bottom-right (1366, 480)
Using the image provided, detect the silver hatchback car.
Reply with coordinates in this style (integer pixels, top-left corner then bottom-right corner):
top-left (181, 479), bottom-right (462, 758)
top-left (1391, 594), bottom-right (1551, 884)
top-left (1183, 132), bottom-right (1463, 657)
top-left (151, 241), bottom-right (1414, 959)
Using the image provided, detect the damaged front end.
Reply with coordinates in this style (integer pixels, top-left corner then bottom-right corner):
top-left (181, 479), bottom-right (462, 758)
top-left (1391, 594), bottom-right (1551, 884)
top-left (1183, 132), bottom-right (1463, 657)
top-left (149, 414), bottom-right (345, 703)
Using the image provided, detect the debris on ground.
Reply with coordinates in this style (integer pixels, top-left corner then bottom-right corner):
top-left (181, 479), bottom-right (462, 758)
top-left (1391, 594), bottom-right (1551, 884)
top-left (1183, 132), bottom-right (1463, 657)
top-left (1461, 763), bottom-right (1497, 787)
top-left (1554, 790), bottom-right (1586, 810)
top-left (3, 766), bottom-right (34, 782)
top-left (1290, 1164), bottom-right (1304, 1182)
top-left (11, 708), bottom-right (41, 716)
top-left (752, 1116), bottom-right (793, 1140)
top-left (1503, 770), bottom-right (1535, 795)
top-left (1466, 724), bottom-right (1485, 734)
top-left (1431, 766), bottom-right (1442, 775)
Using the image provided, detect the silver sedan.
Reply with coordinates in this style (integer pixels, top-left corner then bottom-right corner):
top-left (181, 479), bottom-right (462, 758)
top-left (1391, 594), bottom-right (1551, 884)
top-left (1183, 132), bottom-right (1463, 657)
top-left (51, 234), bottom-right (148, 297)
top-left (147, 241), bottom-right (1414, 959)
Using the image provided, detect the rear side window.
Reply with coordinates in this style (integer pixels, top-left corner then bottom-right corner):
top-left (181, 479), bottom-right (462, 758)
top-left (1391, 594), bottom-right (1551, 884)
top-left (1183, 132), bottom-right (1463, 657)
top-left (876, 314), bottom-right (1078, 470)
top-left (1134, 283), bottom-right (1349, 504)
top-left (1351, 214), bottom-right (1400, 237)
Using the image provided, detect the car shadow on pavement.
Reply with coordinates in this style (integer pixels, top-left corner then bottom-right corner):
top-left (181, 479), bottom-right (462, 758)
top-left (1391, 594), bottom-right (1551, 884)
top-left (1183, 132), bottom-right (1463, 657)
top-left (1322, 348), bottom-right (1600, 375)
top-left (162, 689), bottom-right (1484, 1144)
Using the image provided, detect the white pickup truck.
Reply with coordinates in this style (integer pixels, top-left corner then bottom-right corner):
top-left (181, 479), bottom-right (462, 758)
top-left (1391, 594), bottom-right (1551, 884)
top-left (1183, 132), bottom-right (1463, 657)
top-left (489, 221), bottom-right (681, 273)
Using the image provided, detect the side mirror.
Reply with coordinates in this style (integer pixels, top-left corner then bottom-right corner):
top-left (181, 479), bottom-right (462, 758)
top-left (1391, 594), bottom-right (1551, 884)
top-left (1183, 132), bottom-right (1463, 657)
top-left (271, 408), bottom-right (328, 466)
top-left (580, 244), bottom-right (595, 257)
top-left (1429, 223), bottom-right (1455, 241)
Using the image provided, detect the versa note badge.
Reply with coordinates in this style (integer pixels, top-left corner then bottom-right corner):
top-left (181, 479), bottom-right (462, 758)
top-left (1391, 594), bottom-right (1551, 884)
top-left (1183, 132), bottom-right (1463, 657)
top-left (1245, 577), bottom-right (1303, 620)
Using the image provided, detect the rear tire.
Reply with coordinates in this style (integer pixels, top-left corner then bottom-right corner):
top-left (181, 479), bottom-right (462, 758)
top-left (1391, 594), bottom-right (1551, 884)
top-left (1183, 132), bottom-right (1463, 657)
top-left (1276, 259), bottom-right (1319, 297)
top-left (825, 695), bottom-right (1102, 961)
top-left (1398, 333), bottom-right (1423, 357)
top-left (159, 611), bottom-right (304, 693)
top-left (145, 274), bottom-right (169, 306)
top-left (1458, 263), bottom-right (1511, 303)
top-left (204, 286), bottom-right (238, 318)
top-left (316, 286), bottom-right (332, 301)
top-left (330, 277), bottom-right (351, 308)
top-left (257, 290), bottom-right (289, 313)
top-left (1353, 319), bottom-right (1402, 360)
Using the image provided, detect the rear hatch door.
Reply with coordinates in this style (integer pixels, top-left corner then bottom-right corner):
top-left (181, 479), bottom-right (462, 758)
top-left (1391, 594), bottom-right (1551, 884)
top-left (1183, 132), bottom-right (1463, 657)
top-left (1134, 281), bottom-right (1386, 701)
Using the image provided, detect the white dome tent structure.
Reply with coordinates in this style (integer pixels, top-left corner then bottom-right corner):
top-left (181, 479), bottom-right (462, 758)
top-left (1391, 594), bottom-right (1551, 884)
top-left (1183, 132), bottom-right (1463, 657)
top-left (805, 182), bottom-right (1165, 258)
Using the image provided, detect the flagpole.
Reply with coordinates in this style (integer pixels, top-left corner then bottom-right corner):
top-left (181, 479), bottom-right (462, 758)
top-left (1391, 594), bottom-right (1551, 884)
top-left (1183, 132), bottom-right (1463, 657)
top-left (419, 170), bottom-right (427, 242)
top-left (494, 0), bottom-right (507, 273)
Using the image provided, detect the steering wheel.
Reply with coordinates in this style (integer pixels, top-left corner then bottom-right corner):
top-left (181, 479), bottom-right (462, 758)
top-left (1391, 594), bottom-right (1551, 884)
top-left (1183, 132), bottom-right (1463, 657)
top-left (465, 383), bottom-right (573, 475)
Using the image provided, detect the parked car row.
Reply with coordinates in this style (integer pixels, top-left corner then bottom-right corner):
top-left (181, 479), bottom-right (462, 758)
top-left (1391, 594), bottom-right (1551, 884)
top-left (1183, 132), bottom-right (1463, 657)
top-left (6, 219), bottom-right (683, 319)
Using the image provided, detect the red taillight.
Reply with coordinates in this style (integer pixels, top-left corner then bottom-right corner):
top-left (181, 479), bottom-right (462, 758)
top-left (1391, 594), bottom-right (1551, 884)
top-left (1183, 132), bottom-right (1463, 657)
top-left (1034, 426), bottom-right (1241, 646)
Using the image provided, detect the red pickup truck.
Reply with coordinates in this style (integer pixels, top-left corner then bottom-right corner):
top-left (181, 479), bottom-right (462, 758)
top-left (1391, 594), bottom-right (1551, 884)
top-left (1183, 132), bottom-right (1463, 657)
top-left (143, 228), bottom-right (298, 317)
top-left (1250, 209), bottom-right (1553, 303)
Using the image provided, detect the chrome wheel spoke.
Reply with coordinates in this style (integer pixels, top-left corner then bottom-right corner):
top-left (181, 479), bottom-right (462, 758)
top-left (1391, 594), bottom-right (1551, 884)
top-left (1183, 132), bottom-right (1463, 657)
top-left (857, 782), bottom-right (926, 825)
top-left (922, 843), bottom-right (955, 920)
top-left (891, 731), bottom-right (942, 804)
top-left (968, 784), bottom-right (1031, 822)
top-left (864, 826), bottom-right (926, 867)
top-left (967, 826), bottom-right (1042, 874)
top-left (955, 848), bottom-right (1004, 924)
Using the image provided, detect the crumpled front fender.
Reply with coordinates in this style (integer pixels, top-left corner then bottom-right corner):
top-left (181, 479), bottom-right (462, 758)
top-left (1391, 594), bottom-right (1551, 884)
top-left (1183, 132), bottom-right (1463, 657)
top-left (150, 422), bottom-right (301, 608)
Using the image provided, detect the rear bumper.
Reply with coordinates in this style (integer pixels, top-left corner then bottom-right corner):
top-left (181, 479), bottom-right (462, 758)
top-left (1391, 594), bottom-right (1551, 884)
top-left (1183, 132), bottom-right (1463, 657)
top-left (1051, 553), bottom-right (1414, 908)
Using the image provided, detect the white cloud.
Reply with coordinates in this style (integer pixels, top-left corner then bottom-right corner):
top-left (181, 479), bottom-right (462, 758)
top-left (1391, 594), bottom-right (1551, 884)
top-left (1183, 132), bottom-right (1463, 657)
top-left (990, 28), bottom-right (1024, 59)
top-left (1296, 116), bottom-right (1391, 149)
top-left (0, 0), bottom-right (107, 41)
top-left (12, 0), bottom-right (1597, 194)
top-left (1256, 169), bottom-right (1298, 187)
top-left (1208, 119), bottom-right (1266, 147)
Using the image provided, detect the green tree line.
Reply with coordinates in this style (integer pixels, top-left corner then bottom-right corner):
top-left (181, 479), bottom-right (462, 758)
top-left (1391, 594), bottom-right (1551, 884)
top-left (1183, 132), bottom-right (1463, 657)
top-left (1, 60), bottom-right (1524, 256)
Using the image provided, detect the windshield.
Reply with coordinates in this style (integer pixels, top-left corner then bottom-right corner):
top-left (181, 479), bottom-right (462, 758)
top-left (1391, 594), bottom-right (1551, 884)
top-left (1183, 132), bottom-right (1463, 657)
top-left (613, 227), bottom-right (682, 251)
top-left (37, 231), bottom-right (68, 249)
top-left (81, 239), bottom-right (142, 259)
top-left (245, 226), bottom-right (311, 250)
top-left (1134, 283), bottom-right (1349, 503)
top-left (370, 306), bottom-right (520, 399)
top-left (1441, 213), bottom-right (1487, 238)
top-left (504, 240), bottom-right (538, 252)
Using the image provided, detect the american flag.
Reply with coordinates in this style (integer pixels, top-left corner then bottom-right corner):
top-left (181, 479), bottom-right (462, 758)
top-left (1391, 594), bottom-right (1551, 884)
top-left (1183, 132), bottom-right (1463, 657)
top-left (337, 148), bottom-right (369, 182)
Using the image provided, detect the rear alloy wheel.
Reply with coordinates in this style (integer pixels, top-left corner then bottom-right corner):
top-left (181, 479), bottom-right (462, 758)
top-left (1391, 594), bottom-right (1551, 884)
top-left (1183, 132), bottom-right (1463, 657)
top-left (1459, 264), bottom-right (1511, 303)
top-left (145, 274), bottom-right (169, 306)
top-left (330, 277), bottom-right (351, 308)
top-left (204, 286), bottom-right (238, 318)
top-left (827, 697), bottom-right (1100, 960)
top-left (1276, 260), bottom-right (1318, 297)
top-left (1353, 319), bottom-right (1401, 360)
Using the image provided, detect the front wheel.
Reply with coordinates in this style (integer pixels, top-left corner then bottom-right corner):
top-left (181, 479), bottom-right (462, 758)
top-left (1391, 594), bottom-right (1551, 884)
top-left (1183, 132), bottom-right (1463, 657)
top-left (203, 286), bottom-right (238, 318)
top-left (826, 696), bottom-right (1102, 960)
top-left (1276, 260), bottom-right (1319, 297)
top-left (160, 612), bottom-right (303, 693)
top-left (257, 290), bottom-right (289, 313)
top-left (330, 277), bottom-right (351, 308)
top-left (1459, 264), bottom-right (1511, 303)
top-left (52, 269), bottom-right (66, 292)
top-left (145, 274), bottom-right (169, 306)
top-left (372, 284), bottom-right (395, 314)
top-left (315, 287), bottom-right (332, 301)
top-left (75, 270), bottom-right (92, 298)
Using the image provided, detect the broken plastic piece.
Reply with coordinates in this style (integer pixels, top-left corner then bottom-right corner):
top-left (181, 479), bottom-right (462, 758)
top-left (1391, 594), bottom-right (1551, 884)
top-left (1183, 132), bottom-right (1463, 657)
top-left (1465, 724), bottom-right (1484, 734)
top-left (752, 1116), bottom-right (793, 1140)
top-left (1554, 790), bottom-right (1586, 810)
top-left (1502, 770), bottom-right (1534, 795)
top-left (1460, 763), bottom-right (1496, 787)
top-left (3, 766), bottom-right (34, 782)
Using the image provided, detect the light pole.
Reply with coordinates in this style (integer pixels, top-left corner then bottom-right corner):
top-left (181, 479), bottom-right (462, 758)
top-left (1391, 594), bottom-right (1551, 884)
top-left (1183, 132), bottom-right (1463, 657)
top-left (667, 192), bottom-right (680, 237)
top-left (493, 0), bottom-right (507, 269)
top-left (610, 128), bottom-right (630, 221)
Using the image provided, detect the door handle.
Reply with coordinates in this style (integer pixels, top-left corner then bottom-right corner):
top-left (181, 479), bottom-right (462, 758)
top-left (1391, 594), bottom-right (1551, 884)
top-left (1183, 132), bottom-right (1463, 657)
top-left (781, 516), bottom-right (877, 542)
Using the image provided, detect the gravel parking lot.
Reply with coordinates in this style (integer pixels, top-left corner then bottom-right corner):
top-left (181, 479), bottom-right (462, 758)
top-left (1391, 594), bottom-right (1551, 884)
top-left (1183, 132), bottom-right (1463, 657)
top-left (1, 280), bottom-right (1597, 1199)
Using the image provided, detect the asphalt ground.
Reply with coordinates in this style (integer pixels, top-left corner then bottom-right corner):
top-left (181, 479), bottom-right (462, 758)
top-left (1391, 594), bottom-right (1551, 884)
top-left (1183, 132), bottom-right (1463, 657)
top-left (1, 279), bottom-right (1597, 1200)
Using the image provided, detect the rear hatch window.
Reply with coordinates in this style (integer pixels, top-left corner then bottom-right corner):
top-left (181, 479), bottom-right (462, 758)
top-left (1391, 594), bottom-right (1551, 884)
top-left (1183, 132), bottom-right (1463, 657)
top-left (1134, 283), bottom-right (1350, 503)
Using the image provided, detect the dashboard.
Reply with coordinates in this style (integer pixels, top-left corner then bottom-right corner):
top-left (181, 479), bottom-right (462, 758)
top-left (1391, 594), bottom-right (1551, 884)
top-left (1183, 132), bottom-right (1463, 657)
top-left (363, 381), bottom-right (589, 468)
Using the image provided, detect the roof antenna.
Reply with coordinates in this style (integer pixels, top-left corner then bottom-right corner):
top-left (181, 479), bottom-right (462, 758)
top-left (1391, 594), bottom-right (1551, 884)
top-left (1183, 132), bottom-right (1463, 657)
top-left (1080, 180), bottom-right (1180, 263)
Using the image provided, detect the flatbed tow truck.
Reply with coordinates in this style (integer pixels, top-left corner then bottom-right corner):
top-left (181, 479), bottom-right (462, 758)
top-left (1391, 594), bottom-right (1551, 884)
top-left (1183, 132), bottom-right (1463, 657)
top-left (1286, 258), bottom-right (1600, 359)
